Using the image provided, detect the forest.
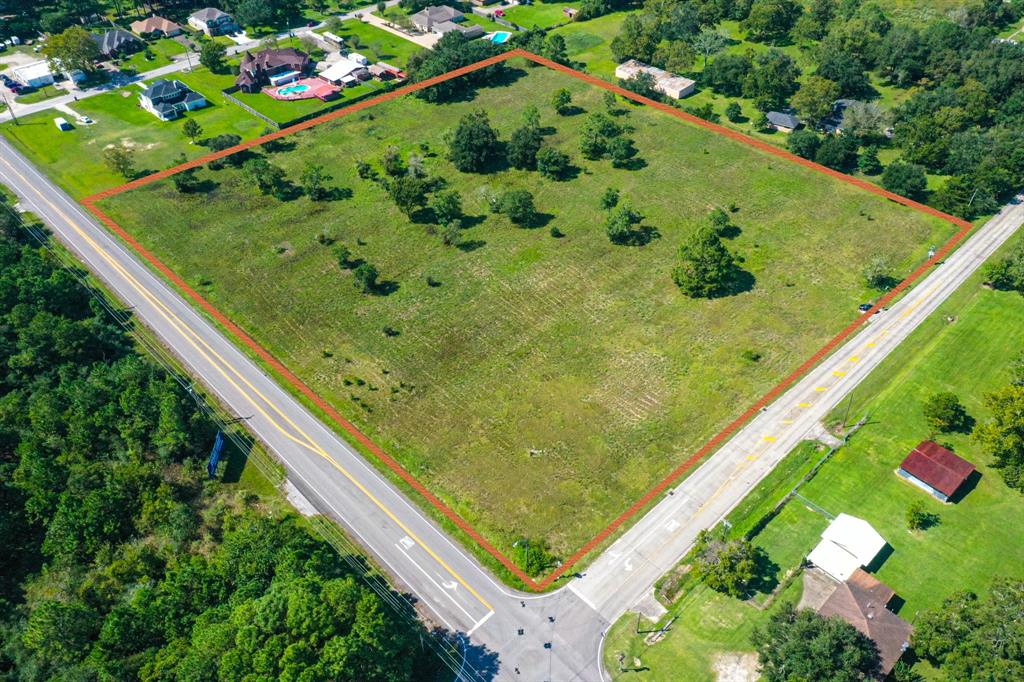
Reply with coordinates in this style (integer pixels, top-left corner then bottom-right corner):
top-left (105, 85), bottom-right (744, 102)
top-left (0, 197), bottom-right (442, 680)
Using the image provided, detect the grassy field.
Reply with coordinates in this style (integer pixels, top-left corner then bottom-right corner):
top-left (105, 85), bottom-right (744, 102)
top-left (605, 230), bottom-right (1024, 679)
top-left (116, 37), bottom-right (187, 74)
top-left (233, 79), bottom-right (385, 125)
top-left (1, 70), bottom-right (265, 198)
top-left (93, 64), bottom-right (952, 565)
top-left (14, 84), bottom-right (64, 104)
top-left (503, 1), bottom-right (580, 29)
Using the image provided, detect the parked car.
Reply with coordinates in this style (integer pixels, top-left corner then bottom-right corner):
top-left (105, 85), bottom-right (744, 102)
top-left (858, 303), bottom-right (874, 312)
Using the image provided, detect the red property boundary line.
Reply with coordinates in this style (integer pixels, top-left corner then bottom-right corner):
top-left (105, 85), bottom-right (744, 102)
top-left (82, 49), bottom-right (974, 591)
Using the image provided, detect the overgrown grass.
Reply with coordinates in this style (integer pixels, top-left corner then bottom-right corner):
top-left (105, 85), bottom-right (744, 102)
top-left (94, 64), bottom-right (953, 565)
top-left (318, 19), bottom-right (424, 66)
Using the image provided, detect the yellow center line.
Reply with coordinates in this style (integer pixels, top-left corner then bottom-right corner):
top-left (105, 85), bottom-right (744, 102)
top-left (3, 157), bottom-right (493, 612)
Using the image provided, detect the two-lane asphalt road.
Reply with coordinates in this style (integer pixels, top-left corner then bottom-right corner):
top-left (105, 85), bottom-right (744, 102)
top-left (0, 138), bottom-right (607, 681)
top-left (3, 127), bottom-right (1022, 679)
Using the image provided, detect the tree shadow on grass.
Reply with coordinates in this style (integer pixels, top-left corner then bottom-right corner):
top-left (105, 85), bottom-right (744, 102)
top-left (556, 105), bottom-right (586, 116)
top-left (456, 239), bottom-right (486, 252)
top-left (372, 279), bottom-right (400, 296)
top-left (615, 224), bottom-right (661, 246)
top-left (321, 185), bottom-right (353, 201)
top-left (705, 267), bottom-right (756, 299)
top-left (613, 156), bottom-right (647, 171)
top-left (718, 224), bottom-right (742, 239)
top-left (746, 548), bottom-right (781, 598)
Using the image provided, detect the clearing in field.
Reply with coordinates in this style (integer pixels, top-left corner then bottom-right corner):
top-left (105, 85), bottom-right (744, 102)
top-left (93, 58), bottom-right (954, 570)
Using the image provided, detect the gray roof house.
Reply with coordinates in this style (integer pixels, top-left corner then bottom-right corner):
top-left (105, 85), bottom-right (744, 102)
top-left (93, 28), bottom-right (143, 57)
top-left (139, 79), bottom-right (206, 121)
top-left (188, 7), bottom-right (239, 36)
top-left (410, 5), bottom-right (484, 37)
top-left (766, 110), bottom-right (802, 132)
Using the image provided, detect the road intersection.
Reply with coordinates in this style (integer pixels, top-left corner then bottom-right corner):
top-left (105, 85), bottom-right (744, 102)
top-left (2, 113), bottom-right (1022, 678)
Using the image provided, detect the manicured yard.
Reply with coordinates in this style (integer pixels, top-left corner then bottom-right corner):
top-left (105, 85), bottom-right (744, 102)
top-left (504, 1), bottom-right (580, 29)
top-left (1, 71), bottom-right (265, 198)
top-left (322, 19), bottom-right (423, 66)
top-left (115, 37), bottom-right (187, 74)
top-left (14, 84), bottom-right (64, 104)
top-left (605, 230), bottom-right (1024, 679)
top-left (94, 64), bottom-right (952, 567)
top-left (551, 10), bottom-right (637, 78)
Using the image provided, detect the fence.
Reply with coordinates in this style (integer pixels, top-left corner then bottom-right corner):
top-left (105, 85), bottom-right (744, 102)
top-left (221, 81), bottom-right (397, 130)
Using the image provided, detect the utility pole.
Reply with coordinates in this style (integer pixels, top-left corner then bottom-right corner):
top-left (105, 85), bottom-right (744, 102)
top-left (0, 90), bottom-right (17, 125)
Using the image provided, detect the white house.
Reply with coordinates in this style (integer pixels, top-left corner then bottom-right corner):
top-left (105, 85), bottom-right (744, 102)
top-left (12, 60), bottom-right (85, 88)
top-left (139, 79), bottom-right (206, 121)
top-left (614, 59), bottom-right (696, 99)
top-left (188, 7), bottom-right (239, 36)
top-left (807, 513), bottom-right (887, 582)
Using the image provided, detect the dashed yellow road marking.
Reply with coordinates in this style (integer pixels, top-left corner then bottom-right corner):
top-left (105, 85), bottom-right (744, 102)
top-left (0, 156), bottom-right (496, 612)
top-left (832, 370), bottom-right (846, 377)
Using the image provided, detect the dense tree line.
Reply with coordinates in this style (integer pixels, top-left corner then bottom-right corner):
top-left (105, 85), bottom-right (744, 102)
top-left (0, 197), bottom-right (440, 679)
top-left (609, 0), bottom-right (1024, 218)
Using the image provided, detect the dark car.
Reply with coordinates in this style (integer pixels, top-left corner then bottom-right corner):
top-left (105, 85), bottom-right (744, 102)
top-left (858, 303), bottom-right (873, 312)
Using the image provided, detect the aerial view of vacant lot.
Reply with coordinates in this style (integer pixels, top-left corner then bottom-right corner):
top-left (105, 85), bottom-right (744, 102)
top-left (96, 61), bottom-right (954, 562)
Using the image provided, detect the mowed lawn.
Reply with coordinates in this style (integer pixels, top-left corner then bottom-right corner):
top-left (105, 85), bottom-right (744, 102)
top-left (504, 1), bottom-right (580, 29)
top-left (95, 65), bottom-right (953, 560)
top-left (1, 72), bottom-right (265, 198)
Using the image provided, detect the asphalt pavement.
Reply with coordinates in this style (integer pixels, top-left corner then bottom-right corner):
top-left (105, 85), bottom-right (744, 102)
top-left (2, 122), bottom-right (1022, 678)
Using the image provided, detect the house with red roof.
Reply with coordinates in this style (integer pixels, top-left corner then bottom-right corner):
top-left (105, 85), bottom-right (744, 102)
top-left (897, 440), bottom-right (975, 502)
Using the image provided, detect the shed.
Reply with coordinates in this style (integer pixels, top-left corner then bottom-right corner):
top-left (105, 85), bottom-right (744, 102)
top-left (319, 58), bottom-right (369, 84)
top-left (807, 513), bottom-right (886, 581)
top-left (897, 441), bottom-right (975, 502)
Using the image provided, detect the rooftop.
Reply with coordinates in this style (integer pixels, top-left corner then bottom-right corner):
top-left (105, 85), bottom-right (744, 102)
top-left (899, 440), bottom-right (975, 498)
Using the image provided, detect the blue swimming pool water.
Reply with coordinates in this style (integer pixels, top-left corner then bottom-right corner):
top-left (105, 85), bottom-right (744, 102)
top-left (490, 31), bottom-right (511, 44)
top-left (278, 84), bottom-right (310, 96)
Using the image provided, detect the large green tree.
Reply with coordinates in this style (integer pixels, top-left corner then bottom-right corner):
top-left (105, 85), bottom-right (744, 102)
top-left (43, 25), bottom-right (100, 74)
top-left (447, 110), bottom-right (501, 173)
top-left (751, 603), bottom-right (881, 681)
top-left (975, 384), bottom-right (1024, 490)
top-left (913, 578), bottom-right (1024, 680)
top-left (672, 225), bottom-right (740, 298)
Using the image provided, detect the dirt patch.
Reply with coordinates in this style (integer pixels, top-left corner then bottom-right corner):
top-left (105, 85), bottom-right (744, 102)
top-left (712, 652), bottom-right (759, 682)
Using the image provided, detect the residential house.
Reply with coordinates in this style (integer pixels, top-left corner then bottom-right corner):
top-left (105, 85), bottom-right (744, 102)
top-left (801, 567), bottom-right (913, 678)
top-left (614, 59), bottom-right (696, 99)
top-left (821, 98), bottom-right (856, 134)
top-left (130, 16), bottom-right (184, 38)
top-left (319, 58), bottom-right (369, 86)
top-left (236, 47), bottom-right (310, 93)
top-left (93, 28), bottom-right (143, 58)
top-left (411, 5), bottom-right (484, 37)
top-left (766, 110), bottom-right (802, 132)
top-left (139, 79), bottom-right (206, 120)
top-left (807, 513), bottom-right (887, 582)
top-left (897, 440), bottom-right (976, 502)
top-left (188, 8), bottom-right (239, 36)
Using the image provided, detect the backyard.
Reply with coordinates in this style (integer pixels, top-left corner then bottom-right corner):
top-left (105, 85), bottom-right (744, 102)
top-left (115, 37), bottom-right (188, 74)
top-left (504, 0), bottom-right (580, 29)
top-left (603, 232), bottom-right (1024, 679)
top-left (91, 63), bottom-right (953, 568)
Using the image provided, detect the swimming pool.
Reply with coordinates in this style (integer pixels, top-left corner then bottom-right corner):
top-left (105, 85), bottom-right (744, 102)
top-left (490, 31), bottom-right (512, 44)
top-left (277, 83), bottom-right (310, 96)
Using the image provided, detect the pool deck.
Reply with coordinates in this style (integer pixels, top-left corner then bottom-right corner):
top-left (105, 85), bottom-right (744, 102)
top-left (264, 77), bottom-right (340, 101)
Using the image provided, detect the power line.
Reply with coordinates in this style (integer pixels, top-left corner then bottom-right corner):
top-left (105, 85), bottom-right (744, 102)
top-left (2, 202), bottom-right (473, 680)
